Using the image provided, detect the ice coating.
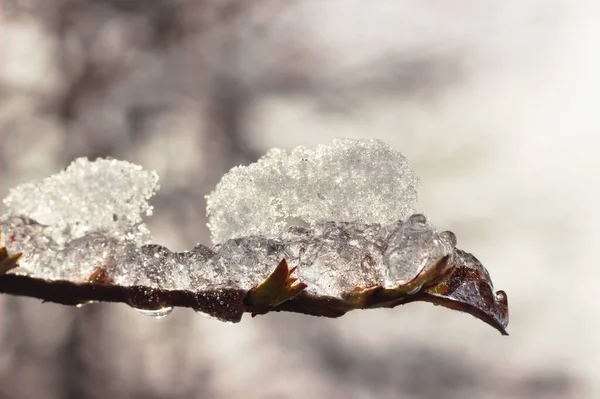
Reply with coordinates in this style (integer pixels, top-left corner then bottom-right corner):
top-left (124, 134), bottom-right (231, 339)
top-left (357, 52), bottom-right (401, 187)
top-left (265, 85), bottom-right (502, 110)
top-left (383, 214), bottom-right (453, 287)
top-left (0, 215), bottom-right (453, 297)
top-left (0, 142), bottom-right (454, 298)
top-left (425, 248), bottom-right (509, 331)
top-left (206, 138), bottom-right (419, 244)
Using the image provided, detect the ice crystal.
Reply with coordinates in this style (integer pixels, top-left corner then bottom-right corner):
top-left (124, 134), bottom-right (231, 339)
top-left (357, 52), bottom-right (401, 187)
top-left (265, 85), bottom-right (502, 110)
top-left (383, 214), bottom-right (453, 287)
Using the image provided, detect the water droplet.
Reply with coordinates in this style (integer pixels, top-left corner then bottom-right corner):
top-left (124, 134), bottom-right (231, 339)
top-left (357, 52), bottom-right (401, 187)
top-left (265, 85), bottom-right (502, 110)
top-left (194, 309), bottom-right (236, 324)
top-left (439, 231), bottom-right (457, 247)
top-left (406, 284), bottom-right (422, 295)
top-left (76, 300), bottom-right (99, 308)
top-left (407, 213), bottom-right (427, 226)
top-left (495, 290), bottom-right (507, 303)
top-left (134, 306), bottom-right (174, 319)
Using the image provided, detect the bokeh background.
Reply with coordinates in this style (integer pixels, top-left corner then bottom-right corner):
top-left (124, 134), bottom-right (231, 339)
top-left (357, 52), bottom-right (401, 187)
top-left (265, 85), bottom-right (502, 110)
top-left (1, 1), bottom-right (599, 398)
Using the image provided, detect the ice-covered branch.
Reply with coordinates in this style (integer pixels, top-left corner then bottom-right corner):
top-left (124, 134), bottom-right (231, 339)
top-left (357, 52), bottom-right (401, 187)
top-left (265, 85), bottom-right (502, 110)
top-left (0, 252), bottom-right (508, 334)
top-left (0, 139), bottom-right (509, 334)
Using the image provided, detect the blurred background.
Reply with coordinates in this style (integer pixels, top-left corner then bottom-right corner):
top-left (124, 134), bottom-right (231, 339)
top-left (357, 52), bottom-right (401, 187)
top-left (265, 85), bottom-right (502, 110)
top-left (1, 0), bottom-right (599, 398)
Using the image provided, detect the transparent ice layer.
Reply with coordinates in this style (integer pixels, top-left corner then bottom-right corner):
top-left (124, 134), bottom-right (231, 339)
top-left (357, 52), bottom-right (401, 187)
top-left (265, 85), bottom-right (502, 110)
top-left (0, 140), bottom-right (453, 298)
top-left (206, 138), bottom-right (419, 244)
top-left (0, 215), bottom-right (453, 297)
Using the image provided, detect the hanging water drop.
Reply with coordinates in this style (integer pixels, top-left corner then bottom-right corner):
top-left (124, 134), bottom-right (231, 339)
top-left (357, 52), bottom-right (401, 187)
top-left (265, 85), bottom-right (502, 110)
top-left (76, 300), bottom-right (99, 308)
top-left (495, 290), bottom-right (507, 303)
top-left (133, 306), bottom-right (174, 319)
top-left (194, 309), bottom-right (236, 324)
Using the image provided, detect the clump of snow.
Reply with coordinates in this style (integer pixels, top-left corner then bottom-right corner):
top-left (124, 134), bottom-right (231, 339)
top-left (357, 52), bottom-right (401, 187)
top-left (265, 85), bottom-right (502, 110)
top-left (3, 158), bottom-right (159, 244)
top-left (1, 158), bottom-right (159, 282)
top-left (206, 138), bottom-right (419, 244)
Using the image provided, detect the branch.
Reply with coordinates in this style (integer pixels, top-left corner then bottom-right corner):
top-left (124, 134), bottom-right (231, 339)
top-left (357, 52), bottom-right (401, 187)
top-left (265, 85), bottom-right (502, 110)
top-left (0, 244), bottom-right (509, 334)
top-left (0, 273), bottom-right (248, 322)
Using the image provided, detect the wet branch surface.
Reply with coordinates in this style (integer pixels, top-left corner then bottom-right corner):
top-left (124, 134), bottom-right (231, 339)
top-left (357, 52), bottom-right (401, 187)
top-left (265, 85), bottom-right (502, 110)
top-left (0, 264), bottom-right (509, 335)
top-left (0, 274), bottom-right (248, 322)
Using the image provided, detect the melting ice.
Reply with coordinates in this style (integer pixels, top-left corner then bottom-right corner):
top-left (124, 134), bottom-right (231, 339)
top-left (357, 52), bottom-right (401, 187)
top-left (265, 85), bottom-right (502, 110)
top-left (0, 139), bottom-right (456, 298)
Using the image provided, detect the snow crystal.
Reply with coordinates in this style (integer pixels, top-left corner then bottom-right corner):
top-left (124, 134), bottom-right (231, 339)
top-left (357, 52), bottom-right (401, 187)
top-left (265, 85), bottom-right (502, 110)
top-left (0, 140), bottom-right (459, 299)
top-left (206, 138), bottom-right (419, 244)
top-left (4, 158), bottom-right (158, 244)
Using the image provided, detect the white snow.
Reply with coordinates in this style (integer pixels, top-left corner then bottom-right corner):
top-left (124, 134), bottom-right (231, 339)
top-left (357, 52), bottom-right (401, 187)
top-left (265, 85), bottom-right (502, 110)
top-left (206, 138), bottom-right (420, 244)
top-left (3, 157), bottom-right (159, 244)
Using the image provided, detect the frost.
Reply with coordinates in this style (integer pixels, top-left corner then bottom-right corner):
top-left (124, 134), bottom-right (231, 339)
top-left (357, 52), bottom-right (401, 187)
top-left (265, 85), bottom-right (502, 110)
top-left (0, 140), bottom-right (458, 298)
top-left (206, 138), bottom-right (419, 244)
